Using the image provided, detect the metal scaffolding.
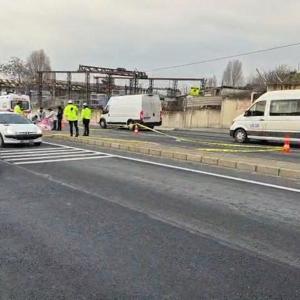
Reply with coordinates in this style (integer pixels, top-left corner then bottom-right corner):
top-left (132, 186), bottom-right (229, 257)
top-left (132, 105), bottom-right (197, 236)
top-left (36, 65), bottom-right (206, 107)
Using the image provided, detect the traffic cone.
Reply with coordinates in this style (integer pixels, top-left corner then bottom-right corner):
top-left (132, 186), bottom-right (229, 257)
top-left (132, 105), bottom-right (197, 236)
top-left (134, 124), bottom-right (139, 134)
top-left (282, 137), bottom-right (291, 153)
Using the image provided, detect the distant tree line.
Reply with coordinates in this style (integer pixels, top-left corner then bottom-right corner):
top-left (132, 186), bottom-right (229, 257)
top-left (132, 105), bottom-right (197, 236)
top-left (0, 49), bottom-right (51, 89)
top-left (205, 60), bottom-right (295, 91)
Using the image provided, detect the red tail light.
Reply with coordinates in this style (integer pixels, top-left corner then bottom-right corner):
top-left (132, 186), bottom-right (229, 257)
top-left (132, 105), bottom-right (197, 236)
top-left (140, 110), bottom-right (144, 121)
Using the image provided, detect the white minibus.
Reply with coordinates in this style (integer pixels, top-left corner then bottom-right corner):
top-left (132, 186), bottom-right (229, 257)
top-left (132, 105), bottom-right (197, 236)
top-left (230, 90), bottom-right (300, 143)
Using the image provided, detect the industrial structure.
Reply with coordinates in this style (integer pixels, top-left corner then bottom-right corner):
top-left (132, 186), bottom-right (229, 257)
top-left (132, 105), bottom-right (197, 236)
top-left (0, 64), bottom-right (206, 108)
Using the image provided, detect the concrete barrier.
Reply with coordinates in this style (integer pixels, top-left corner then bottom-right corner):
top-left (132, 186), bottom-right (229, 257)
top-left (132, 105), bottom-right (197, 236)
top-left (45, 134), bottom-right (300, 181)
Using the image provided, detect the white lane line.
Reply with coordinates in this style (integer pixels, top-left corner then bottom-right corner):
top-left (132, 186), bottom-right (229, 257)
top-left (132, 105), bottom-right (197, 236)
top-left (1, 149), bottom-right (90, 158)
top-left (116, 155), bottom-right (300, 193)
top-left (14, 155), bottom-right (114, 165)
top-left (43, 141), bottom-right (300, 194)
top-left (5, 152), bottom-right (101, 162)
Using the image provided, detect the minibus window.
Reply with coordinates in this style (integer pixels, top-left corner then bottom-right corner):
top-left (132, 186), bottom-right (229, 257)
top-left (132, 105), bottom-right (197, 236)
top-left (270, 100), bottom-right (300, 116)
top-left (247, 101), bottom-right (266, 117)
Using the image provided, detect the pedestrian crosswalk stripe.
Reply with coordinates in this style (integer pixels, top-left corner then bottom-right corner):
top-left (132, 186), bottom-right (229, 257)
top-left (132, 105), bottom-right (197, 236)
top-left (14, 155), bottom-right (114, 165)
top-left (0, 144), bottom-right (113, 165)
top-left (5, 152), bottom-right (104, 162)
top-left (0, 147), bottom-right (68, 153)
top-left (1, 149), bottom-right (87, 158)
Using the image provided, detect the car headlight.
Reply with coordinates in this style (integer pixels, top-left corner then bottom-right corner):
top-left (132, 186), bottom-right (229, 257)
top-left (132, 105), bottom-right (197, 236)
top-left (5, 127), bottom-right (16, 135)
top-left (36, 127), bottom-right (42, 134)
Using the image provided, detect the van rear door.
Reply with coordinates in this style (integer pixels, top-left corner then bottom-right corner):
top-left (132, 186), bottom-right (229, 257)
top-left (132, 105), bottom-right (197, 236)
top-left (10, 96), bottom-right (31, 112)
top-left (142, 95), bottom-right (161, 123)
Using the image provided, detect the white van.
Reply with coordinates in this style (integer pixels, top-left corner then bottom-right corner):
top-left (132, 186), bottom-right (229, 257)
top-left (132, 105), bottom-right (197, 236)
top-left (99, 94), bottom-right (162, 129)
top-left (230, 90), bottom-right (300, 143)
top-left (0, 94), bottom-right (31, 113)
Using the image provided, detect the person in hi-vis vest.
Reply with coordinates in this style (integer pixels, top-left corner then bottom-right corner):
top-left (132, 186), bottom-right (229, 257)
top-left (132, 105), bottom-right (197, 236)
top-left (63, 100), bottom-right (79, 137)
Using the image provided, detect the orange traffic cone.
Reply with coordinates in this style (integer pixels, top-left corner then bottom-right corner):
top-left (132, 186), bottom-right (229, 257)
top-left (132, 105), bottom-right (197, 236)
top-left (282, 137), bottom-right (291, 153)
top-left (134, 124), bottom-right (139, 134)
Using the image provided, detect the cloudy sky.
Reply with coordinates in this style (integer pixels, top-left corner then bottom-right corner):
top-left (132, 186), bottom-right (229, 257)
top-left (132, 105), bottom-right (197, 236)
top-left (1, 0), bottom-right (300, 83)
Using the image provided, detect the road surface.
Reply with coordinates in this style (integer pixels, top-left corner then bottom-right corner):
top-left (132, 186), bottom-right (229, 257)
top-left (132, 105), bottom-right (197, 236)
top-left (84, 127), bottom-right (300, 164)
top-left (0, 141), bottom-right (300, 299)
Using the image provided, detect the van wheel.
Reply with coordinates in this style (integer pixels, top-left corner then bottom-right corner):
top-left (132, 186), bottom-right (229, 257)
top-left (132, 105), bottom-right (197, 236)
top-left (99, 119), bottom-right (107, 129)
top-left (234, 128), bottom-right (247, 143)
top-left (127, 120), bottom-right (135, 131)
top-left (0, 134), bottom-right (5, 148)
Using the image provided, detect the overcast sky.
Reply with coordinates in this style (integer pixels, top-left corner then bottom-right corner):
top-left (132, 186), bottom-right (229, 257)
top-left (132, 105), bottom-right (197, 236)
top-left (1, 0), bottom-right (300, 83)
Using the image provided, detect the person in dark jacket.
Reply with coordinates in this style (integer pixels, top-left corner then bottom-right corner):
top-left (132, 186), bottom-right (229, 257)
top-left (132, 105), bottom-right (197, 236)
top-left (57, 106), bottom-right (63, 131)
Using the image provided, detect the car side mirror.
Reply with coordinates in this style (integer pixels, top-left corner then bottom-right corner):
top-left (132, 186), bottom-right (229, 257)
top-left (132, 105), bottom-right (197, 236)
top-left (244, 110), bottom-right (251, 117)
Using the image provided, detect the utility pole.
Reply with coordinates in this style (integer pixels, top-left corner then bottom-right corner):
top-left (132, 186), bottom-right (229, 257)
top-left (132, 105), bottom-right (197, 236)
top-left (85, 72), bottom-right (90, 104)
top-left (38, 72), bottom-right (43, 108)
top-left (67, 72), bottom-right (72, 100)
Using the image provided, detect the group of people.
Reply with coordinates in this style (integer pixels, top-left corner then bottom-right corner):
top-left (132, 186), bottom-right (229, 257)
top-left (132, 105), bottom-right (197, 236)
top-left (63, 100), bottom-right (92, 137)
top-left (13, 100), bottom-right (92, 137)
top-left (32, 106), bottom-right (63, 131)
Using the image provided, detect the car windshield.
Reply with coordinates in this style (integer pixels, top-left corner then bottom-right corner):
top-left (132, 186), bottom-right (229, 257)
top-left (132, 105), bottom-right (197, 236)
top-left (0, 114), bottom-right (32, 124)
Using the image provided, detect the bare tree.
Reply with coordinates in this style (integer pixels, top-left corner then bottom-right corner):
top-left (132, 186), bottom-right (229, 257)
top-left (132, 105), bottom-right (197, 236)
top-left (27, 49), bottom-right (51, 81)
top-left (264, 64), bottom-right (292, 83)
top-left (247, 64), bottom-right (293, 90)
top-left (222, 60), bottom-right (244, 87)
top-left (206, 75), bottom-right (217, 88)
top-left (0, 57), bottom-right (29, 83)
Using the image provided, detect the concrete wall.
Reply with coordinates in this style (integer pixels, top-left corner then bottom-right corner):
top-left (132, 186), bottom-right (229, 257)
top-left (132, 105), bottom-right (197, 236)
top-left (162, 98), bottom-right (252, 129)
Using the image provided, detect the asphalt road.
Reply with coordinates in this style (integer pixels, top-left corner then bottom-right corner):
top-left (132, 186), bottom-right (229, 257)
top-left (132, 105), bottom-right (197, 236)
top-left (1, 141), bottom-right (300, 299)
top-left (81, 126), bottom-right (300, 164)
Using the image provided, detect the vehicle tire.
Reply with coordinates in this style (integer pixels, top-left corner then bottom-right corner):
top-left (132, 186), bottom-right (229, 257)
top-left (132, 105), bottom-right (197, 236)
top-left (0, 134), bottom-right (5, 148)
top-left (34, 142), bottom-right (42, 146)
top-left (127, 120), bottom-right (135, 131)
top-left (99, 118), bottom-right (107, 129)
top-left (234, 128), bottom-right (247, 143)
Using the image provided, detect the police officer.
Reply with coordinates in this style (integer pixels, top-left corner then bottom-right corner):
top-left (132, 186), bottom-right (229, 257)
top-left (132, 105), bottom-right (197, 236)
top-left (63, 100), bottom-right (79, 137)
top-left (14, 101), bottom-right (22, 115)
top-left (81, 103), bottom-right (92, 136)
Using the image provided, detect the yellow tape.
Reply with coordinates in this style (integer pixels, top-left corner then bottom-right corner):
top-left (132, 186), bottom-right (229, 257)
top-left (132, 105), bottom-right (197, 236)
top-left (198, 148), bottom-right (280, 153)
top-left (49, 125), bottom-right (282, 154)
top-left (136, 123), bottom-right (281, 150)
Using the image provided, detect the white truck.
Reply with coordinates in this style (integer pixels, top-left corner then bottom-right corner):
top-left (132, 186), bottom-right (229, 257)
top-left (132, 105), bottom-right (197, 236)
top-left (99, 94), bottom-right (162, 129)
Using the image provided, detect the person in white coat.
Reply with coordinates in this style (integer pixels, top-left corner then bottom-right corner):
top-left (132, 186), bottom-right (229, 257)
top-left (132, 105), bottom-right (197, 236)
top-left (46, 108), bottom-right (58, 130)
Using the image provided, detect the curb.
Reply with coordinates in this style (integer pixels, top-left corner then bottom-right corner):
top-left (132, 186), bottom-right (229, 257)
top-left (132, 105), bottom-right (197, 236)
top-left (45, 134), bottom-right (300, 181)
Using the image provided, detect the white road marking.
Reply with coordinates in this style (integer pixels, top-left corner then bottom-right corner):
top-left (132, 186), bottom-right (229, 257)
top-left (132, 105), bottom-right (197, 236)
top-left (43, 141), bottom-right (300, 194)
top-left (5, 152), bottom-right (102, 162)
top-left (0, 147), bottom-right (69, 153)
top-left (1, 149), bottom-right (89, 158)
top-left (15, 155), bottom-right (114, 165)
top-left (0, 142), bottom-right (113, 165)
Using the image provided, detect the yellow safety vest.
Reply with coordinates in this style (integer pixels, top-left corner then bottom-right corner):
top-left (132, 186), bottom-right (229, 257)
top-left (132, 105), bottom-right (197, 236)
top-left (81, 107), bottom-right (92, 120)
top-left (14, 104), bottom-right (22, 114)
top-left (64, 104), bottom-right (79, 121)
